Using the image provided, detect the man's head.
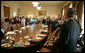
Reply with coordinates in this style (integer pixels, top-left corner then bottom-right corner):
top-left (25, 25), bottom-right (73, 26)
top-left (47, 16), bottom-right (50, 20)
top-left (57, 15), bottom-right (60, 18)
top-left (65, 8), bottom-right (76, 19)
top-left (22, 16), bottom-right (25, 18)
top-left (16, 14), bottom-right (19, 18)
top-left (52, 16), bottom-right (56, 21)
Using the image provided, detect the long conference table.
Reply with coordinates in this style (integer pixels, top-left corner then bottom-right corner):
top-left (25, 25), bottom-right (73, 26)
top-left (1, 23), bottom-right (50, 52)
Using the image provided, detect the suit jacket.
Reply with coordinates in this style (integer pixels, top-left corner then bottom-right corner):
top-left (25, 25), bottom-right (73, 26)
top-left (14, 17), bottom-right (18, 24)
top-left (42, 19), bottom-right (46, 24)
top-left (47, 20), bottom-right (51, 27)
top-left (5, 18), bottom-right (11, 24)
top-left (51, 21), bottom-right (58, 32)
top-left (25, 18), bottom-right (28, 22)
top-left (5, 18), bottom-right (10, 22)
top-left (53, 19), bottom-right (79, 52)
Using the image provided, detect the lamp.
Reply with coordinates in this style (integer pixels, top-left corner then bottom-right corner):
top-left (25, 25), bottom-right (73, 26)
top-left (37, 6), bottom-right (41, 10)
top-left (32, 2), bottom-right (40, 7)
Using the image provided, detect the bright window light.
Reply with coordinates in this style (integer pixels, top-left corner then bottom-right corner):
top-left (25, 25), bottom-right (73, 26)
top-left (13, 13), bottom-right (16, 17)
top-left (69, 3), bottom-right (72, 8)
top-left (62, 8), bottom-right (64, 16)
top-left (81, 4), bottom-right (84, 34)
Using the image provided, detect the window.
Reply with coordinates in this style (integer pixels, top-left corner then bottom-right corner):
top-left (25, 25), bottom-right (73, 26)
top-left (62, 8), bottom-right (64, 16)
top-left (69, 3), bottom-right (72, 8)
top-left (81, 3), bottom-right (84, 34)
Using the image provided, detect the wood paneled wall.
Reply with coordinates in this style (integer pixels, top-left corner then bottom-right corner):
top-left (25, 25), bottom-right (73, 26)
top-left (61, 1), bottom-right (84, 22)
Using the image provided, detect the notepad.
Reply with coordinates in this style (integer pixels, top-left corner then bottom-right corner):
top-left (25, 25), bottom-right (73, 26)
top-left (6, 31), bottom-right (15, 35)
top-left (24, 36), bottom-right (30, 39)
top-left (42, 25), bottom-right (48, 27)
top-left (37, 34), bottom-right (46, 37)
top-left (40, 29), bottom-right (48, 32)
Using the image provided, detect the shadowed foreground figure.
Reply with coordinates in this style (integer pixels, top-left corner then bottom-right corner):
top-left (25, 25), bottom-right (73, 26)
top-left (52, 8), bottom-right (79, 52)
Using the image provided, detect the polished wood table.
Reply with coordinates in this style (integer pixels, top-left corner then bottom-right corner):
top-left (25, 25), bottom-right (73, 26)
top-left (1, 23), bottom-right (48, 50)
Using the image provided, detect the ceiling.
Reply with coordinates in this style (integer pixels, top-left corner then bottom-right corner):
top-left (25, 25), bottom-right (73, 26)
top-left (16, 1), bottom-right (70, 6)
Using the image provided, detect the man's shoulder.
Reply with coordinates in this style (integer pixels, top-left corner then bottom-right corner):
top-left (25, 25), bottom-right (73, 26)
top-left (64, 19), bottom-right (74, 25)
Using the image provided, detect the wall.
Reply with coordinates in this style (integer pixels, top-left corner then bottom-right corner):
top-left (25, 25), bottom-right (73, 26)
top-left (1, 1), bottom-right (65, 19)
top-left (19, 4), bottom-right (62, 18)
top-left (1, 1), bottom-right (21, 19)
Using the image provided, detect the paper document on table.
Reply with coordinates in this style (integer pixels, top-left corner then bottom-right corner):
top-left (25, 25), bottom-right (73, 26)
top-left (37, 34), bottom-right (46, 37)
top-left (14, 30), bottom-right (19, 31)
top-left (42, 25), bottom-right (48, 27)
top-left (6, 31), bottom-right (15, 35)
top-left (24, 36), bottom-right (30, 39)
top-left (40, 29), bottom-right (48, 32)
top-left (24, 42), bottom-right (30, 45)
top-left (42, 30), bottom-right (48, 32)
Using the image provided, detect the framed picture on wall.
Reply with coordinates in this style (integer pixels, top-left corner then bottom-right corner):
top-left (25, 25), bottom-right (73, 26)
top-left (38, 10), bottom-right (46, 16)
top-left (4, 6), bottom-right (10, 17)
top-left (17, 8), bottom-right (21, 14)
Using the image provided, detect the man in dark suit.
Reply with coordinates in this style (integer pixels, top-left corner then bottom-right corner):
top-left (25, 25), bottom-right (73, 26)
top-left (14, 14), bottom-right (20, 29)
top-left (13, 17), bottom-right (18, 29)
top-left (5, 16), bottom-right (10, 24)
top-left (51, 17), bottom-right (58, 32)
top-left (52, 8), bottom-right (79, 52)
top-left (25, 17), bottom-right (28, 26)
top-left (47, 17), bottom-right (51, 34)
top-left (42, 18), bottom-right (46, 24)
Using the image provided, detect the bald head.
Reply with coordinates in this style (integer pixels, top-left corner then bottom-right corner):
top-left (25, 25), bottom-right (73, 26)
top-left (52, 17), bottom-right (56, 21)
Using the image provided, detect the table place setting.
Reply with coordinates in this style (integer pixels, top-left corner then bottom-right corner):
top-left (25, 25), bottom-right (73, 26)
top-left (24, 41), bottom-right (30, 46)
top-left (37, 34), bottom-right (46, 37)
top-left (40, 29), bottom-right (48, 34)
top-left (5, 31), bottom-right (16, 35)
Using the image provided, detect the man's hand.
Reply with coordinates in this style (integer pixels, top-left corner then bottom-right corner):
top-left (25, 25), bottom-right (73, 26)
top-left (52, 27), bottom-right (60, 36)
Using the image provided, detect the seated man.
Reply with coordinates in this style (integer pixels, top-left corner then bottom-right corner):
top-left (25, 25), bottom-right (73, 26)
top-left (51, 17), bottom-right (58, 32)
top-left (51, 17), bottom-right (62, 37)
top-left (47, 17), bottom-right (51, 34)
top-left (52, 8), bottom-right (79, 52)
top-left (42, 18), bottom-right (47, 24)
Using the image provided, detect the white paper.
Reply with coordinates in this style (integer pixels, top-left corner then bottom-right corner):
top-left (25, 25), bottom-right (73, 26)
top-left (6, 31), bottom-right (15, 35)
top-left (37, 34), bottom-right (45, 36)
top-left (42, 25), bottom-right (48, 27)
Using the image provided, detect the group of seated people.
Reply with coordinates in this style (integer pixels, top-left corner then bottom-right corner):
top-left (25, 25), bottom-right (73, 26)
top-left (6, 14), bottom-right (29, 26)
top-left (1, 8), bottom-right (84, 52)
top-left (42, 16), bottom-right (65, 34)
top-left (1, 14), bottom-right (29, 39)
top-left (42, 8), bottom-right (84, 52)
